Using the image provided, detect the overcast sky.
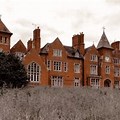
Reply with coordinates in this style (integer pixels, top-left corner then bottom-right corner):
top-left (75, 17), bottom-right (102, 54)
top-left (0, 0), bottom-right (120, 48)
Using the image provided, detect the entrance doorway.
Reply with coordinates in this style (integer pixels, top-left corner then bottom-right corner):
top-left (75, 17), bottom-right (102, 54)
top-left (104, 79), bottom-right (111, 87)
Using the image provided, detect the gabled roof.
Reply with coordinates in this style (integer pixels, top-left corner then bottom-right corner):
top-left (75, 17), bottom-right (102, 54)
top-left (40, 37), bottom-right (83, 59)
top-left (85, 45), bottom-right (94, 53)
top-left (0, 18), bottom-right (12, 34)
top-left (40, 43), bottom-right (50, 54)
top-left (10, 40), bottom-right (26, 53)
top-left (97, 31), bottom-right (113, 49)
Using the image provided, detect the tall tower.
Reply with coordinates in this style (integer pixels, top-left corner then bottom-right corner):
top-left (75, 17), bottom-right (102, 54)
top-left (0, 17), bottom-right (13, 53)
top-left (97, 29), bottom-right (114, 88)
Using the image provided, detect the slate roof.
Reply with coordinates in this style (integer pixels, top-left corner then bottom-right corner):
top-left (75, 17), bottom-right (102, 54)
top-left (0, 18), bottom-right (12, 34)
top-left (40, 43), bottom-right (83, 59)
top-left (40, 43), bottom-right (50, 54)
top-left (97, 31), bottom-right (113, 49)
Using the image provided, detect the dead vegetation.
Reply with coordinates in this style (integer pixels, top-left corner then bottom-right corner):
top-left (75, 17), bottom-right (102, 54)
top-left (0, 87), bottom-right (120, 120)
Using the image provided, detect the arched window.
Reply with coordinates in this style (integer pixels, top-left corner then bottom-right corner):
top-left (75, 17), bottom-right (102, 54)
top-left (27, 62), bottom-right (41, 82)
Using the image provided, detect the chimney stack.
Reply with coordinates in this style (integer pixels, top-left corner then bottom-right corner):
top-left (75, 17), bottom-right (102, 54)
top-left (72, 32), bottom-right (85, 55)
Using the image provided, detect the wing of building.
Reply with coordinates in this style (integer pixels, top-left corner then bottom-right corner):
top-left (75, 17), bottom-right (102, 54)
top-left (1, 18), bottom-right (120, 88)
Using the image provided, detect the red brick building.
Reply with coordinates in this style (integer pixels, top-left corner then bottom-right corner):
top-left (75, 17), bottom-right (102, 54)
top-left (0, 18), bottom-right (120, 88)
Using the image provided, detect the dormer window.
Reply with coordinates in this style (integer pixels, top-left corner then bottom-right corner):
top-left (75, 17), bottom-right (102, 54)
top-left (53, 49), bottom-right (62, 57)
top-left (75, 51), bottom-right (79, 58)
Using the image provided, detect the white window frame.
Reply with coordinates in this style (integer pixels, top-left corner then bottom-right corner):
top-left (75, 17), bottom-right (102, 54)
top-left (90, 54), bottom-right (98, 62)
top-left (51, 76), bottom-right (63, 87)
top-left (53, 61), bottom-right (62, 71)
top-left (90, 65), bottom-right (98, 75)
top-left (114, 81), bottom-right (119, 88)
top-left (63, 62), bottom-right (68, 72)
top-left (90, 78), bottom-right (100, 88)
top-left (74, 63), bottom-right (80, 73)
top-left (114, 58), bottom-right (120, 64)
top-left (53, 49), bottom-right (62, 57)
top-left (74, 78), bottom-right (80, 87)
top-left (27, 62), bottom-right (40, 82)
top-left (105, 66), bottom-right (110, 74)
top-left (114, 67), bottom-right (120, 77)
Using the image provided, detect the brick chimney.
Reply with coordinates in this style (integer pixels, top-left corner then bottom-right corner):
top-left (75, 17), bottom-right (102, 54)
top-left (33, 27), bottom-right (41, 52)
top-left (72, 32), bottom-right (85, 55)
top-left (27, 38), bottom-right (32, 52)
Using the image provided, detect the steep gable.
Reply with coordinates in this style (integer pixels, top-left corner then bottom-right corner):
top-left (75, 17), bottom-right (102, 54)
top-left (85, 44), bottom-right (99, 57)
top-left (0, 18), bottom-right (12, 34)
top-left (41, 38), bottom-right (83, 59)
top-left (10, 40), bottom-right (26, 53)
top-left (23, 48), bottom-right (48, 86)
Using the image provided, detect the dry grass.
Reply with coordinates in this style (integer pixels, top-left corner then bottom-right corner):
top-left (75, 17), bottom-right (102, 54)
top-left (0, 87), bottom-right (120, 120)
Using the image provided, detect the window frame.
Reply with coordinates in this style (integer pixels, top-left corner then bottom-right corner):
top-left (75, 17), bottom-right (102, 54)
top-left (27, 62), bottom-right (40, 82)
top-left (53, 49), bottom-right (62, 57)
top-left (74, 77), bottom-right (80, 87)
top-left (74, 63), bottom-right (80, 73)
top-left (51, 76), bottom-right (63, 87)
top-left (105, 65), bottom-right (110, 74)
top-left (53, 61), bottom-right (62, 71)
top-left (90, 64), bottom-right (98, 75)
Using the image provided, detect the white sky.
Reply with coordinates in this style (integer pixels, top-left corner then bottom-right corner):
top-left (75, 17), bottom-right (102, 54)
top-left (0, 0), bottom-right (120, 48)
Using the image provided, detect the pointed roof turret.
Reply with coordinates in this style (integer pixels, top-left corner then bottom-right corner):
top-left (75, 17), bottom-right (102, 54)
top-left (0, 17), bottom-right (12, 34)
top-left (97, 28), bottom-right (113, 49)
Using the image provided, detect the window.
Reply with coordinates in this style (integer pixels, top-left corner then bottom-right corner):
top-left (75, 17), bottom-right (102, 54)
top-left (105, 66), bottom-right (110, 74)
top-left (75, 52), bottom-right (79, 58)
top-left (114, 81), bottom-right (119, 88)
top-left (74, 63), bottom-right (80, 73)
top-left (74, 78), bottom-right (80, 87)
top-left (53, 49), bottom-right (62, 57)
top-left (0, 36), bottom-right (2, 43)
top-left (90, 55), bottom-right (97, 62)
top-left (4, 37), bottom-right (8, 44)
top-left (53, 61), bottom-right (62, 71)
top-left (114, 67), bottom-right (120, 77)
top-left (90, 65), bottom-right (98, 75)
top-left (0, 37), bottom-right (8, 44)
top-left (90, 78), bottom-right (99, 88)
top-left (15, 52), bottom-right (24, 60)
top-left (114, 58), bottom-right (120, 64)
top-left (27, 62), bottom-right (40, 82)
top-left (47, 60), bottom-right (51, 70)
top-left (2, 37), bottom-right (5, 43)
top-left (63, 62), bottom-right (68, 72)
top-left (51, 76), bottom-right (63, 87)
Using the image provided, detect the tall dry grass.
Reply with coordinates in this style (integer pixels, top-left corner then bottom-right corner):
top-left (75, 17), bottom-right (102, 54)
top-left (0, 87), bottom-right (120, 120)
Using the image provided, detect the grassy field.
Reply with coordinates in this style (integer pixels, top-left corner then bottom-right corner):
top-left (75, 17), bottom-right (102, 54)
top-left (0, 87), bottom-right (120, 120)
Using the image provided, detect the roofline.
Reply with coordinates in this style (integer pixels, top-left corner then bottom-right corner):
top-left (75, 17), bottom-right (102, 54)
top-left (0, 30), bottom-right (13, 35)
